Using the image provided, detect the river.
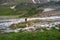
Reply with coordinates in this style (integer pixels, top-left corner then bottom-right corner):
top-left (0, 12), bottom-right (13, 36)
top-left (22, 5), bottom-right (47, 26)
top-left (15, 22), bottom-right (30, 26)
top-left (0, 16), bottom-right (60, 33)
top-left (0, 16), bottom-right (60, 28)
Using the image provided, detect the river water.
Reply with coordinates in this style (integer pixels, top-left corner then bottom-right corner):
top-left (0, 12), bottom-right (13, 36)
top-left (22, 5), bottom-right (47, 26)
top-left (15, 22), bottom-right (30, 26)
top-left (0, 16), bottom-right (60, 28)
top-left (0, 16), bottom-right (60, 33)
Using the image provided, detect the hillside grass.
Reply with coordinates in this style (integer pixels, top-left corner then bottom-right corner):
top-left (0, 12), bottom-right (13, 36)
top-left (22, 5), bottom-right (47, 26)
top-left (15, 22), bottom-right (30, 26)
top-left (19, 8), bottom-right (43, 17)
top-left (0, 3), bottom-right (43, 18)
top-left (0, 7), bottom-right (28, 16)
top-left (0, 7), bottom-right (42, 18)
top-left (0, 29), bottom-right (60, 40)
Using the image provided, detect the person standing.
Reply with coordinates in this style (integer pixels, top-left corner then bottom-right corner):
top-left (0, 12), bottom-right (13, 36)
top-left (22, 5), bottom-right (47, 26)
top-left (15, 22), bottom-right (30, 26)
top-left (25, 17), bottom-right (27, 23)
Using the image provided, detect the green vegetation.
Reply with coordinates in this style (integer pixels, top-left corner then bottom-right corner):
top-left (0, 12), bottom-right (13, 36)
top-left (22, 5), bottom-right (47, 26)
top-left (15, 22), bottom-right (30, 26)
top-left (0, 5), bottom-right (28, 16)
top-left (0, 3), bottom-right (43, 17)
top-left (0, 7), bottom-right (14, 15)
top-left (0, 6), bottom-right (42, 17)
top-left (0, 29), bottom-right (60, 40)
top-left (19, 8), bottom-right (43, 17)
top-left (14, 22), bottom-right (26, 28)
top-left (0, 6), bottom-right (40, 17)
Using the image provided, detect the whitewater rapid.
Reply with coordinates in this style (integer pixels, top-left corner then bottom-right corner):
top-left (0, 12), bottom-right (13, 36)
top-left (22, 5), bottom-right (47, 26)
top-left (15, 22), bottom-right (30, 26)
top-left (0, 16), bottom-right (60, 33)
top-left (0, 16), bottom-right (60, 28)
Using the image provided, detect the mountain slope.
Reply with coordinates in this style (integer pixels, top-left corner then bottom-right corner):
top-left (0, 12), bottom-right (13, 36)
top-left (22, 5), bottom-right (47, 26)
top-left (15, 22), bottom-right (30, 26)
top-left (0, 0), bottom-right (33, 4)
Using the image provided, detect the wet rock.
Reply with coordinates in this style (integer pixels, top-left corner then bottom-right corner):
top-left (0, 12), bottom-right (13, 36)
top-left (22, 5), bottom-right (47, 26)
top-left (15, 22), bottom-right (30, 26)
top-left (55, 27), bottom-right (59, 30)
top-left (46, 28), bottom-right (51, 30)
top-left (40, 29), bottom-right (44, 32)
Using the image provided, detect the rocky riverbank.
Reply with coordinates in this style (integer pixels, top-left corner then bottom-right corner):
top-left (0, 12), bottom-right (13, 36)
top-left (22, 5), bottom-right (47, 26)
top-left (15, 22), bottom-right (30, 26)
top-left (33, 8), bottom-right (60, 17)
